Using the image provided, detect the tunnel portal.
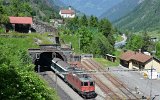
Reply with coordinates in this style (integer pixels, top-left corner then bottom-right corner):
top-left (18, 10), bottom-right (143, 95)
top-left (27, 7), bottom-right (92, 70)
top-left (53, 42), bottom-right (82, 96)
top-left (28, 44), bottom-right (72, 72)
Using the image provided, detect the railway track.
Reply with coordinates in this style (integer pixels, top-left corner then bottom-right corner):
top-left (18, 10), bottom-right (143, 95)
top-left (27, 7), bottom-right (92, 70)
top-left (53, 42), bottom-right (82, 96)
top-left (84, 59), bottom-right (140, 100)
top-left (39, 72), bottom-right (73, 100)
top-left (81, 60), bottom-right (121, 100)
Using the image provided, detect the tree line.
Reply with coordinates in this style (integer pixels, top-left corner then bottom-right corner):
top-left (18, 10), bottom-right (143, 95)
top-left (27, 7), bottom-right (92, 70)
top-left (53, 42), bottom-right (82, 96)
top-left (60, 15), bottom-right (117, 57)
top-left (125, 32), bottom-right (160, 58)
top-left (0, 0), bottom-right (60, 24)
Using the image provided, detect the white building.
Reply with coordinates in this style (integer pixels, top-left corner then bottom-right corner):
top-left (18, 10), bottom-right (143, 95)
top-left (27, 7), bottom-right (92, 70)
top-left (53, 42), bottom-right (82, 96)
top-left (59, 7), bottom-right (75, 18)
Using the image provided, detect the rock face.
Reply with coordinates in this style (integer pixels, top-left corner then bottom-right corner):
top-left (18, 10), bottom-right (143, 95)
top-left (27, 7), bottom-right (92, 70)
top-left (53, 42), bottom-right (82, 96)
top-left (32, 19), bottom-right (57, 33)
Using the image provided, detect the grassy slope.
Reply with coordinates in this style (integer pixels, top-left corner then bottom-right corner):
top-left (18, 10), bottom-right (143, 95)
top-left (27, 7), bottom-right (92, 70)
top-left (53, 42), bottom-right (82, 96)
top-left (60, 34), bottom-right (80, 53)
top-left (93, 50), bottom-right (122, 67)
top-left (93, 58), bottom-right (119, 67)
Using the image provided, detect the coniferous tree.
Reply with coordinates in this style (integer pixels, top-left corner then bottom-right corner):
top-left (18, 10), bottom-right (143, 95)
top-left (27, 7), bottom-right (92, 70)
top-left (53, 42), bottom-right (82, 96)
top-left (89, 15), bottom-right (98, 27)
top-left (141, 32), bottom-right (152, 52)
top-left (93, 16), bottom-right (98, 27)
top-left (80, 15), bottom-right (88, 26)
top-left (72, 16), bottom-right (79, 30)
top-left (89, 15), bottom-right (94, 27)
top-left (98, 18), bottom-right (112, 38)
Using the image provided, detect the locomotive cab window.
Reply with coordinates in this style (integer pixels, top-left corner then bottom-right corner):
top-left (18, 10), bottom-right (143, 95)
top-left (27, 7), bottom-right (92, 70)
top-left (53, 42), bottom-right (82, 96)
top-left (84, 82), bottom-right (88, 86)
top-left (90, 82), bottom-right (94, 86)
top-left (81, 82), bottom-right (83, 86)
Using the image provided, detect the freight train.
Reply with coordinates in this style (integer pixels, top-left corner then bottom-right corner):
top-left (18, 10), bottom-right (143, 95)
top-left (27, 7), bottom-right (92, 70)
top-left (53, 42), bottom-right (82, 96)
top-left (51, 58), bottom-right (97, 99)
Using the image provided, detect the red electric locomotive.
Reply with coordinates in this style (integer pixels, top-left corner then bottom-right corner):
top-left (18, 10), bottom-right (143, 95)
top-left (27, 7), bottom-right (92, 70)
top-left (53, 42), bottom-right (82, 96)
top-left (51, 58), bottom-right (97, 99)
top-left (65, 72), bottom-right (97, 98)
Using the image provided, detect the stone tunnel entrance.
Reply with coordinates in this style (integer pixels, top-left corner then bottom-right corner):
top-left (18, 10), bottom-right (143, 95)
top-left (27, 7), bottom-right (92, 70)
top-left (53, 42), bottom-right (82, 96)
top-left (28, 44), bottom-right (73, 72)
top-left (36, 52), bottom-right (64, 66)
top-left (34, 52), bottom-right (66, 72)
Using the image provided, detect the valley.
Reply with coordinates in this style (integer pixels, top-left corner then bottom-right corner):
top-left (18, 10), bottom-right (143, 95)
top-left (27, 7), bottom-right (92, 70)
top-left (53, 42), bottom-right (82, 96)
top-left (1, 0), bottom-right (160, 100)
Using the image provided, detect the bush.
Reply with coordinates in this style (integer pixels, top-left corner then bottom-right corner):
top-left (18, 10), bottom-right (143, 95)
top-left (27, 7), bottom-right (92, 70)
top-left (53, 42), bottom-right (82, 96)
top-left (0, 37), bottom-right (59, 100)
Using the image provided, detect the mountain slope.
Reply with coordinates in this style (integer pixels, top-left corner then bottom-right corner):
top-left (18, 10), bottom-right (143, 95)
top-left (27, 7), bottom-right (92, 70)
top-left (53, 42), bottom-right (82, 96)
top-left (100, 0), bottom-right (143, 22)
top-left (31, 0), bottom-right (61, 21)
top-left (114, 0), bottom-right (160, 32)
top-left (60, 0), bottom-right (123, 17)
top-left (1, 0), bottom-right (62, 22)
top-left (47, 0), bottom-right (65, 7)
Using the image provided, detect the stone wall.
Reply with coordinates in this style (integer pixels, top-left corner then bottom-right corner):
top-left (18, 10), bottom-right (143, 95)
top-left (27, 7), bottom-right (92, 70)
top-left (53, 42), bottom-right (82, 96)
top-left (31, 19), bottom-right (57, 33)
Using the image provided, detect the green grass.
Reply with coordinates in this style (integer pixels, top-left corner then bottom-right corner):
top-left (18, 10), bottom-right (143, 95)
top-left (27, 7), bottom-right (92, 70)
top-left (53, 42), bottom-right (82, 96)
top-left (0, 27), bottom-right (5, 33)
top-left (60, 33), bottom-right (80, 53)
top-left (28, 33), bottom-right (53, 44)
top-left (93, 58), bottom-right (119, 67)
top-left (0, 32), bottom-right (53, 45)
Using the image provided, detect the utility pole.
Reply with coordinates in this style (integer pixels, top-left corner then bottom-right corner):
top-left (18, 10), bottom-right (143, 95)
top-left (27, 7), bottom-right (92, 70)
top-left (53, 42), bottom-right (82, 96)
top-left (150, 38), bottom-right (159, 100)
top-left (79, 35), bottom-right (81, 53)
top-left (150, 58), bottom-right (153, 99)
top-left (55, 72), bottom-right (57, 90)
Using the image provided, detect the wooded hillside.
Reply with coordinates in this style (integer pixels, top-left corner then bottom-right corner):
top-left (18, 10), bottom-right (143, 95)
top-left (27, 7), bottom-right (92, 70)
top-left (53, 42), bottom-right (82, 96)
top-left (114, 0), bottom-right (160, 32)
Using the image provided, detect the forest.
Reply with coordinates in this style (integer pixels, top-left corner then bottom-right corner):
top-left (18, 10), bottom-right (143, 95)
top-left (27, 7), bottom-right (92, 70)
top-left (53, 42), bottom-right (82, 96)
top-left (125, 32), bottom-right (160, 58)
top-left (0, 0), bottom-right (60, 24)
top-left (59, 15), bottom-right (118, 57)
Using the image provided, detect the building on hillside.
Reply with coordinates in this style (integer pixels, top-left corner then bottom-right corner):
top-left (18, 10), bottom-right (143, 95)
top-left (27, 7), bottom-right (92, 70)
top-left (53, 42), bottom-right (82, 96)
top-left (59, 7), bottom-right (75, 18)
top-left (120, 51), bottom-right (160, 74)
top-left (7, 17), bottom-right (33, 33)
top-left (106, 54), bottom-right (116, 62)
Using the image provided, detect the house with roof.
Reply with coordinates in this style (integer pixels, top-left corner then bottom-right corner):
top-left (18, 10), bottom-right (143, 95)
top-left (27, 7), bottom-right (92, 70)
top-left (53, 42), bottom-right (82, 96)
top-left (59, 7), bottom-right (75, 18)
top-left (120, 50), bottom-right (160, 73)
top-left (7, 16), bottom-right (33, 33)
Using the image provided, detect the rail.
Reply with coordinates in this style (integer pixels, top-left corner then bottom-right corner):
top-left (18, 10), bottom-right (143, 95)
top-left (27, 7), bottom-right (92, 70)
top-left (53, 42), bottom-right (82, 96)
top-left (81, 60), bottom-right (121, 99)
top-left (86, 59), bottom-right (139, 100)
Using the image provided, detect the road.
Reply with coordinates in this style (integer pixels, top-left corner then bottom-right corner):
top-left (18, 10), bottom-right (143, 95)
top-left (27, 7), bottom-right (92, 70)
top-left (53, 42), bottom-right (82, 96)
top-left (114, 34), bottom-right (127, 48)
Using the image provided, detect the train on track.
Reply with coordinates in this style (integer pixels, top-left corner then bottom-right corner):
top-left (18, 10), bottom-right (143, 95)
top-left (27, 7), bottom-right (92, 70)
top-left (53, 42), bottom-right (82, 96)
top-left (51, 58), bottom-right (97, 99)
